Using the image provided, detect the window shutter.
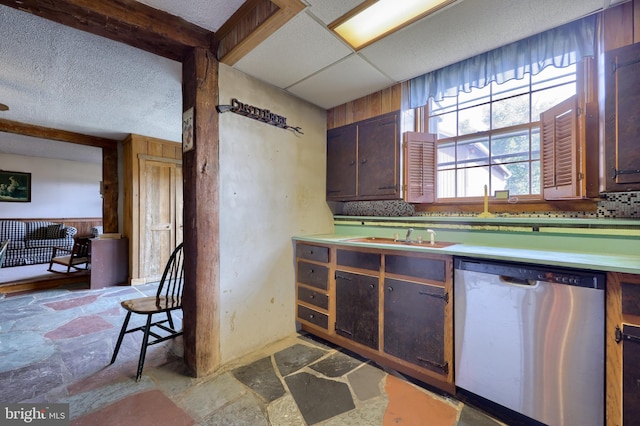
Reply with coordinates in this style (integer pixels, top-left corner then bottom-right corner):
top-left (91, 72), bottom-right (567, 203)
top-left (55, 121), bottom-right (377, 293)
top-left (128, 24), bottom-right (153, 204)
top-left (541, 96), bottom-right (580, 200)
top-left (403, 132), bottom-right (436, 203)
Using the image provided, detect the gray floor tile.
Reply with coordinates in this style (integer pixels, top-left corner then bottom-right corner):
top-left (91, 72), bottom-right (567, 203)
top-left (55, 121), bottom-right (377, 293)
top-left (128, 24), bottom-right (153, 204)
top-left (309, 351), bottom-right (363, 378)
top-left (285, 372), bottom-right (355, 425)
top-left (346, 363), bottom-right (385, 401)
top-left (232, 356), bottom-right (286, 402)
top-left (274, 343), bottom-right (327, 377)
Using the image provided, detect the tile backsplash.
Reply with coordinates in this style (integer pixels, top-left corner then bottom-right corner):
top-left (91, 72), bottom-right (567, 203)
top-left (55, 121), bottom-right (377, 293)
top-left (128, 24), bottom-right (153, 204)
top-left (336, 192), bottom-right (640, 219)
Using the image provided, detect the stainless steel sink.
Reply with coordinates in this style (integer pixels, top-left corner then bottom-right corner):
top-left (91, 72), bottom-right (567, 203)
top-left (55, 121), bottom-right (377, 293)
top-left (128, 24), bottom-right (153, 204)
top-left (345, 237), bottom-right (456, 248)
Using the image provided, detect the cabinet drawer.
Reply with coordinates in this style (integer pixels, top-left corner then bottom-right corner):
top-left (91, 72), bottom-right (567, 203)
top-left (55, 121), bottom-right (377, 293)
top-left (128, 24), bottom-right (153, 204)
top-left (337, 249), bottom-right (381, 271)
top-left (622, 282), bottom-right (640, 317)
top-left (385, 254), bottom-right (446, 283)
top-left (296, 243), bottom-right (329, 263)
top-left (297, 286), bottom-right (329, 310)
top-left (297, 304), bottom-right (328, 329)
top-left (297, 261), bottom-right (329, 290)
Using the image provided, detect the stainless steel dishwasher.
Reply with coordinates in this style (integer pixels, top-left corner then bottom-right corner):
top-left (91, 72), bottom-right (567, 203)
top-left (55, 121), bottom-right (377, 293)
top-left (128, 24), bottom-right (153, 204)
top-left (454, 257), bottom-right (605, 426)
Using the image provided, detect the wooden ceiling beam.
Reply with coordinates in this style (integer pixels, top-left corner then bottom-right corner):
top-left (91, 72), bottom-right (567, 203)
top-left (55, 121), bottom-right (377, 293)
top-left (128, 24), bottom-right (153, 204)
top-left (0, 0), bottom-right (216, 62)
top-left (217, 0), bottom-right (305, 65)
top-left (0, 118), bottom-right (118, 148)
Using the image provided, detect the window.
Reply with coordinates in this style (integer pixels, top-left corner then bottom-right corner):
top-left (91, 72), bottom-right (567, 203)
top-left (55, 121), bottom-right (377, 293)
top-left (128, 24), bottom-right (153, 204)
top-left (427, 64), bottom-right (577, 199)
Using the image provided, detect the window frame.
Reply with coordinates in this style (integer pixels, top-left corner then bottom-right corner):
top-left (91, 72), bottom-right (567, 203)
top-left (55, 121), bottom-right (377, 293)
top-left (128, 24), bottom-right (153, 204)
top-left (408, 58), bottom-right (597, 210)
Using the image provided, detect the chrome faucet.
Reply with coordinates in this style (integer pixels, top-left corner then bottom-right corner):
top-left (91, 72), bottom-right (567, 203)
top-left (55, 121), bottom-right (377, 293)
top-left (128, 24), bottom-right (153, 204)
top-left (405, 228), bottom-right (414, 242)
top-left (427, 229), bottom-right (436, 245)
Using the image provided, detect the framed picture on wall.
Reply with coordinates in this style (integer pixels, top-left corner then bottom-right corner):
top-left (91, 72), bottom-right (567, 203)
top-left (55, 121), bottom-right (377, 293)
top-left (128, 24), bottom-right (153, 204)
top-left (0, 170), bottom-right (31, 202)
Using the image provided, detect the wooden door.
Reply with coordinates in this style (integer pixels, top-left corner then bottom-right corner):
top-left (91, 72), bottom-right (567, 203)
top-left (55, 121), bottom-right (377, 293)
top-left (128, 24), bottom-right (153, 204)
top-left (139, 157), bottom-right (182, 282)
top-left (384, 278), bottom-right (447, 375)
top-left (357, 111), bottom-right (400, 199)
top-left (326, 124), bottom-right (357, 200)
top-left (335, 270), bottom-right (379, 349)
top-left (622, 324), bottom-right (640, 423)
top-left (605, 43), bottom-right (640, 191)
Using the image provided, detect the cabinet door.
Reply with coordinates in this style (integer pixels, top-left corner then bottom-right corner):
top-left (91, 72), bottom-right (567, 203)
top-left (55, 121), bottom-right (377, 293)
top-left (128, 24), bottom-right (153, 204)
top-left (605, 43), bottom-right (640, 191)
top-left (335, 270), bottom-right (379, 349)
top-left (357, 112), bottom-right (400, 199)
top-left (622, 325), bottom-right (640, 422)
top-left (326, 124), bottom-right (357, 200)
top-left (384, 278), bottom-right (447, 374)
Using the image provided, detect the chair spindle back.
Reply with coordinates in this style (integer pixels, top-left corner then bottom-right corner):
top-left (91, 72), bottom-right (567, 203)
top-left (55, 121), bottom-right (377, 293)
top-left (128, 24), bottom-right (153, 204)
top-left (156, 243), bottom-right (184, 307)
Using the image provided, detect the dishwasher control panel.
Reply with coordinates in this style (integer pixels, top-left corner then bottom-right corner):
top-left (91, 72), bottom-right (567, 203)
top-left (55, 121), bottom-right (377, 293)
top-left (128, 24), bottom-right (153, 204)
top-left (454, 258), bottom-right (606, 289)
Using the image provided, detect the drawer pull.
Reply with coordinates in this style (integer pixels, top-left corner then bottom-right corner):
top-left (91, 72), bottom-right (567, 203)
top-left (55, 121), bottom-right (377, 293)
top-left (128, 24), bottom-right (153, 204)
top-left (309, 294), bottom-right (315, 299)
top-left (336, 272), bottom-right (352, 281)
top-left (387, 286), bottom-right (393, 292)
top-left (309, 314), bottom-right (315, 319)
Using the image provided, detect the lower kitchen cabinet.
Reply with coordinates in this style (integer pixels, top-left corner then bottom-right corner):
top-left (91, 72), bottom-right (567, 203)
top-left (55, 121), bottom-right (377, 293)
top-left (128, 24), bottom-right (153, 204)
top-left (295, 242), bottom-right (331, 332)
top-left (384, 278), bottom-right (447, 375)
top-left (607, 271), bottom-right (640, 425)
top-left (294, 241), bottom-right (453, 393)
top-left (335, 270), bottom-right (379, 349)
top-left (622, 324), bottom-right (640, 423)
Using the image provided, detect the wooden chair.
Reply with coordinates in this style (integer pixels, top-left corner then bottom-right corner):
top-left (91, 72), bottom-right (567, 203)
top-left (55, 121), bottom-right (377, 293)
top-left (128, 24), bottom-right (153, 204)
top-left (48, 237), bottom-right (91, 273)
top-left (0, 239), bottom-right (9, 268)
top-left (110, 243), bottom-right (184, 381)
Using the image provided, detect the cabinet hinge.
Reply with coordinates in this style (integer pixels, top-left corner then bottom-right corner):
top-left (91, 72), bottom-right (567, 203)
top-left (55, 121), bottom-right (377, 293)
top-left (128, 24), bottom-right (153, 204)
top-left (615, 325), bottom-right (640, 344)
top-left (416, 357), bottom-right (449, 374)
top-left (418, 291), bottom-right (449, 303)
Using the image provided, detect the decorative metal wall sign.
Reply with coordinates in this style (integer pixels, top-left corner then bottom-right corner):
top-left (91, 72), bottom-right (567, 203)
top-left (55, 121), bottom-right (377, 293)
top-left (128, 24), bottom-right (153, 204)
top-left (217, 98), bottom-right (303, 134)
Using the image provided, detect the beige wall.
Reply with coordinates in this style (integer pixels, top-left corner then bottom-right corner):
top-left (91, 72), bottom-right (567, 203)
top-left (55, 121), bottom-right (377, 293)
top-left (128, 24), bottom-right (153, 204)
top-left (0, 153), bottom-right (102, 218)
top-left (218, 64), bottom-right (333, 363)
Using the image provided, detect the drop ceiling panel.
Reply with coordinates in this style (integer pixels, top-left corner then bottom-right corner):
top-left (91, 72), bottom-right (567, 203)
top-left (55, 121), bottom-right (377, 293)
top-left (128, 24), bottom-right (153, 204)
top-left (305, 0), bottom-right (366, 25)
top-left (234, 12), bottom-right (353, 89)
top-left (287, 54), bottom-right (395, 109)
top-left (361, 0), bottom-right (607, 83)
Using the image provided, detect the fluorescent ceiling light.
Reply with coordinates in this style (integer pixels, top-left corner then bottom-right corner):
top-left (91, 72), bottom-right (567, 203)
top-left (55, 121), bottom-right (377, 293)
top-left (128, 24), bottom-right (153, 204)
top-left (331, 0), bottom-right (456, 50)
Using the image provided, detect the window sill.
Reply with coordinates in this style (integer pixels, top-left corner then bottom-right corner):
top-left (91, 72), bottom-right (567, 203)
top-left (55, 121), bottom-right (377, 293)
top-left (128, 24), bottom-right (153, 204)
top-left (413, 198), bottom-right (599, 213)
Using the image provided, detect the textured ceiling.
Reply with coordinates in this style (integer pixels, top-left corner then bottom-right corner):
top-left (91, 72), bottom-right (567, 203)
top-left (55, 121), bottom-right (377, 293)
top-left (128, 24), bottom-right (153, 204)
top-left (0, 0), bottom-right (624, 162)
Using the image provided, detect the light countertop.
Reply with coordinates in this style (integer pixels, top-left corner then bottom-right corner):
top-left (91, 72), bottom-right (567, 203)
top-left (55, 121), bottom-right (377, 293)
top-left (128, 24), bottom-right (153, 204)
top-left (294, 234), bottom-right (640, 275)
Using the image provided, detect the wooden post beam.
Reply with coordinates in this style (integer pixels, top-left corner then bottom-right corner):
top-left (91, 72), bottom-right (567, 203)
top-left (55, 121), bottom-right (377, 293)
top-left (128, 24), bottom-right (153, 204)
top-left (181, 47), bottom-right (220, 376)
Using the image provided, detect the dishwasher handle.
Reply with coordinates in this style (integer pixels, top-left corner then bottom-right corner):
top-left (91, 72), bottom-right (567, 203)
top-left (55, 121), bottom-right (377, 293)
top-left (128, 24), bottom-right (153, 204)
top-left (499, 275), bottom-right (539, 288)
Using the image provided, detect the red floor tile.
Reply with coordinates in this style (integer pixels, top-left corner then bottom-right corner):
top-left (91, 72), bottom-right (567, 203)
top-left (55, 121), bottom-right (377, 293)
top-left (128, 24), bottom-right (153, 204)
top-left (44, 315), bottom-right (113, 340)
top-left (71, 390), bottom-right (194, 426)
top-left (383, 375), bottom-right (458, 426)
top-left (44, 295), bottom-right (99, 311)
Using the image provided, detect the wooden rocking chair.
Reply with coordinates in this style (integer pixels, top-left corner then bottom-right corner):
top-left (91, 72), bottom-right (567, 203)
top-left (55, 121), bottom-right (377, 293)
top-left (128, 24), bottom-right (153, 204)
top-left (48, 237), bottom-right (91, 273)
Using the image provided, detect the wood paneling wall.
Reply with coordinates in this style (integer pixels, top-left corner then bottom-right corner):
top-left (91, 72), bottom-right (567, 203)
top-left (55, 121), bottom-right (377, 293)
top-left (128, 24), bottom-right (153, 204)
top-left (5, 217), bottom-right (103, 237)
top-left (327, 84), bottom-right (402, 129)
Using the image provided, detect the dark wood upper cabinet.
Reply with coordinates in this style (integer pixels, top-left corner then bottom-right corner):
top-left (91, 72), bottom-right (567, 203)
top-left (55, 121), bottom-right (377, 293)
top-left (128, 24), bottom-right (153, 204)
top-left (326, 124), bottom-right (357, 199)
top-left (604, 43), bottom-right (640, 192)
top-left (326, 111), bottom-right (400, 201)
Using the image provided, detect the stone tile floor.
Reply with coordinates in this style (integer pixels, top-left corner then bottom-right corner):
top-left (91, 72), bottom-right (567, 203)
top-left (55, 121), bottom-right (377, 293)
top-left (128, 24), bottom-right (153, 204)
top-left (0, 283), bottom-right (504, 425)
